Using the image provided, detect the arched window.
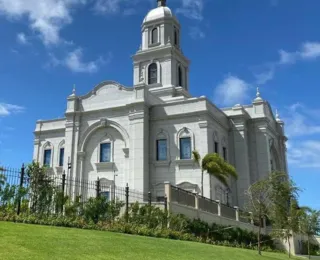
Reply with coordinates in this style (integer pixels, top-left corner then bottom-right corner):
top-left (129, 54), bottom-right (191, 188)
top-left (177, 127), bottom-right (194, 160)
top-left (156, 130), bottom-right (169, 161)
top-left (148, 63), bottom-right (157, 84)
top-left (174, 28), bottom-right (178, 46)
top-left (178, 66), bottom-right (182, 87)
top-left (151, 28), bottom-right (158, 44)
top-left (58, 140), bottom-right (65, 167)
top-left (43, 142), bottom-right (53, 167)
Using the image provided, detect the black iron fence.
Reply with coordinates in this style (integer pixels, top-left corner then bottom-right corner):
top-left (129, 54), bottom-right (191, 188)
top-left (0, 165), bottom-right (166, 219)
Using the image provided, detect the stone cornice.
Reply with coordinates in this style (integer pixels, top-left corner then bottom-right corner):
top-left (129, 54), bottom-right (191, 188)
top-left (34, 128), bottom-right (65, 134)
top-left (198, 121), bottom-right (208, 128)
top-left (128, 112), bottom-right (145, 121)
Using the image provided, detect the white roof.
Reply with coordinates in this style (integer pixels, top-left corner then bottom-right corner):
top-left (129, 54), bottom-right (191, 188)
top-left (143, 6), bottom-right (172, 23)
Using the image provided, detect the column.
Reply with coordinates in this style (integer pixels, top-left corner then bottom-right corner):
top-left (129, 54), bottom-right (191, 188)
top-left (232, 118), bottom-right (251, 208)
top-left (255, 126), bottom-right (271, 180)
top-left (128, 101), bottom-right (149, 194)
top-left (198, 121), bottom-right (210, 198)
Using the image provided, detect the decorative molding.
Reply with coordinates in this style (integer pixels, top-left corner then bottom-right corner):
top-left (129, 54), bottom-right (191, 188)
top-left (100, 118), bottom-right (108, 127)
top-left (128, 112), bottom-right (145, 121)
top-left (198, 121), bottom-right (208, 128)
top-left (122, 148), bottom-right (129, 158)
top-left (175, 159), bottom-right (194, 166)
top-left (95, 162), bottom-right (115, 171)
top-left (77, 151), bottom-right (86, 160)
top-left (153, 160), bottom-right (170, 167)
top-left (55, 166), bottom-right (63, 174)
top-left (79, 81), bottom-right (133, 100)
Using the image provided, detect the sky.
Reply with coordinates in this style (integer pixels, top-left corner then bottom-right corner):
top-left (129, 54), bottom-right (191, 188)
top-left (0, 0), bottom-right (319, 209)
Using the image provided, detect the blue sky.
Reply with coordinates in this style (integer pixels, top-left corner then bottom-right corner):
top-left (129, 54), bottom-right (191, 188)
top-left (0, 0), bottom-right (319, 209)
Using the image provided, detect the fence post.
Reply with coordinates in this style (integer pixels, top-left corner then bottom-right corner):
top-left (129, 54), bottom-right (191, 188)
top-left (193, 192), bottom-right (199, 209)
top-left (234, 206), bottom-right (239, 221)
top-left (249, 211), bottom-right (254, 225)
top-left (125, 183), bottom-right (129, 223)
top-left (61, 171), bottom-right (66, 214)
top-left (216, 200), bottom-right (221, 216)
top-left (148, 191), bottom-right (152, 207)
top-left (193, 192), bottom-right (199, 219)
top-left (164, 182), bottom-right (171, 228)
top-left (96, 177), bottom-right (100, 198)
top-left (17, 163), bottom-right (25, 215)
top-left (164, 181), bottom-right (171, 212)
top-left (164, 195), bottom-right (168, 228)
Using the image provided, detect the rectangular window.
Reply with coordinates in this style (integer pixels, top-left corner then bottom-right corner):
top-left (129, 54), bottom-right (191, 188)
top-left (43, 149), bottom-right (51, 166)
top-left (100, 143), bottom-right (111, 162)
top-left (214, 142), bottom-right (219, 154)
top-left (156, 139), bottom-right (167, 161)
top-left (180, 137), bottom-right (191, 159)
top-left (223, 147), bottom-right (227, 161)
top-left (59, 148), bottom-right (64, 166)
top-left (100, 191), bottom-right (110, 201)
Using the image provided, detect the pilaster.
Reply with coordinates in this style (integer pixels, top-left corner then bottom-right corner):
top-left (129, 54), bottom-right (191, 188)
top-left (129, 104), bottom-right (149, 193)
top-left (230, 107), bottom-right (251, 208)
top-left (198, 120), bottom-right (210, 198)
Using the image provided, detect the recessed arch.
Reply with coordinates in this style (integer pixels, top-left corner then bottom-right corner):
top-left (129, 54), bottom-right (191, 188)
top-left (176, 181), bottom-right (200, 193)
top-left (79, 119), bottom-right (129, 153)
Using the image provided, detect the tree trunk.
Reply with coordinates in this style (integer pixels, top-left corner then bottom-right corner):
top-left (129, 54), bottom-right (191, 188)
top-left (201, 170), bottom-right (204, 196)
top-left (258, 220), bottom-right (262, 255)
top-left (308, 236), bottom-right (310, 259)
top-left (288, 235), bottom-right (291, 258)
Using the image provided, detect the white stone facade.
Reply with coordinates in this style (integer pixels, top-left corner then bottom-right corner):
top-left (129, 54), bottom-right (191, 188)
top-left (33, 1), bottom-right (288, 208)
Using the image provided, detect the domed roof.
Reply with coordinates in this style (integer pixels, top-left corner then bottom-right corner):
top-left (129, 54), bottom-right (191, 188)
top-left (143, 6), bottom-right (173, 23)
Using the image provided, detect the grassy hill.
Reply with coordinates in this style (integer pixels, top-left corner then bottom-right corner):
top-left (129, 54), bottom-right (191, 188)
top-left (0, 221), bottom-right (296, 260)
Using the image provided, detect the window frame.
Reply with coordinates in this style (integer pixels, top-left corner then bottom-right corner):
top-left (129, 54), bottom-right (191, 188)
top-left (43, 149), bottom-right (52, 167)
top-left (59, 147), bottom-right (65, 167)
top-left (156, 139), bottom-right (168, 161)
top-left (223, 147), bottom-right (227, 161)
top-left (148, 63), bottom-right (158, 84)
top-left (214, 142), bottom-right (219, 154)
top-left (151, 27), bottom-right (158, 44)
top-left (178, 66), bottom-right (183, 87)
top-left (174, 28), bottom-right (178, 46)
top-left (99, 142), bottom-right (111, 163)
top-left (179, 137), bottom-right (192, 160)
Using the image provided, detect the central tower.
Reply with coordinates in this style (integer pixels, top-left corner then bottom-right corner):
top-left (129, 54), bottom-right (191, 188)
top-left (132, 0), bottom-right (190, 99)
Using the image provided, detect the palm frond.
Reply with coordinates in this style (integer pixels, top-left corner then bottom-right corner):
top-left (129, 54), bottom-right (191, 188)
top-left (192, 150), bottom-right (201, 165)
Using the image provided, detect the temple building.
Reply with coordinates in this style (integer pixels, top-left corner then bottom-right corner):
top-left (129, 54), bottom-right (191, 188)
top-left (33, 0), bottom-right (288, 208)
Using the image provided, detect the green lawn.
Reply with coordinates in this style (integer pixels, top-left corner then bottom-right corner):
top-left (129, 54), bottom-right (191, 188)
top-left (0, 221), bottom-right (296, 260)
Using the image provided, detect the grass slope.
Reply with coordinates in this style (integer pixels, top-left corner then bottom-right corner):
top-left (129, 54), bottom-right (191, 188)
top-left (0, 221), bottom-right (294, 260)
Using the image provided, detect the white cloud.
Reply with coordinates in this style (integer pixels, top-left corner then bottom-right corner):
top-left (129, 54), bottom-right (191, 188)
top-left (253, 63), bottom-right (276, 85)
top-left (213, 75), bottom-right (251, 107)
top-left (65, 48), bottom-right (101, 73)
top-left (278, 42), bottom-right (320, 65)
top-left (16, 32), bottom-right (29, 45)
top-left (0, 0), bottom-right (85, 45)
top-left (0, 103), bottom-right (24, 116)
top-left (176, 0), bottom-right (203, 20)
top-left (93, 0), bottom-right (121, 14)
top-left (189, 26), bottom-right (205, 40)
top-left (48, 48), bottom-right (112, 73)
top-left (287, 140), bottom-right (320, 168)
top-left (283, 103), bottom-right (320, 137)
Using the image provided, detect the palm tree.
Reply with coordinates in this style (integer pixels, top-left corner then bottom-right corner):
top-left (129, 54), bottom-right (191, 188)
top-left (192, 151), bottom-right (237, 197)
top-left (299, 208), bottom-right (320, 259)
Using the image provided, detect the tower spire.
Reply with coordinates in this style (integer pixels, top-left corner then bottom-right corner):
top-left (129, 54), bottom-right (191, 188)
top-left (157, 0), bottom-right (166, 7)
